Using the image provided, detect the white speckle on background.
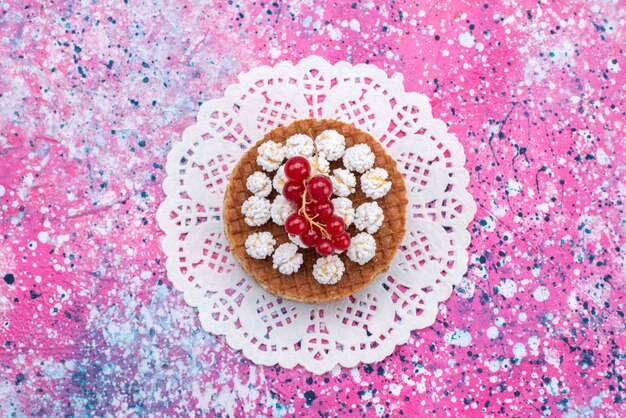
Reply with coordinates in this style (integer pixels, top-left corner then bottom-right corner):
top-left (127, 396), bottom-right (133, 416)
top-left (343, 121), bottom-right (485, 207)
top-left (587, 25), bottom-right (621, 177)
top-left (513, 343), bottom-right (527, 360)
top-left (328, 26), bottom-right (342, 41)
top-left (389, 384), bottom-right (401, 396)
top-left (269, 46), bottom-right (281, 59)
top-left (537, 202), bottom-right (550, 213)
top-left (38, 231), bottom-right (50, 243)
top-left (455, 275), bottom-right (476, 299)
top-left (486, 326), bottom-right (499, 339)
top-left (524, 56), bottom-right (548, 86)
top-left (607, 59), bottom-right (620, 73)
top-left (533, 286), bottom-right (550, 302)
top-left (543, 347), bottom-right (561, 368)
top-left (415, 378), bottom-right (426, 393)
top-left (596, 148), bottom-right (610, 165)
top-left (459, 32), bottom-right (475, 48)
top-left (506, 179), bottom-right (522, 196)
top-left (444, 329), bottom-right (472, 347)
top-left (480, 216), bottom-right (496, 232)
top-left (528, 336), bottom-right (540, 353)
top-left (567, 291), bottom-right (579, 309)
top-left (0, 185), bottom-right (5, 197)
top-left (42, 361), bottom-right (67, 379)
top-left (349, 19), bottom-right (360, 32)
top-left (546, 377), bottom-right (560, 396)
top-left (496, 279), bottom-right (517, 298)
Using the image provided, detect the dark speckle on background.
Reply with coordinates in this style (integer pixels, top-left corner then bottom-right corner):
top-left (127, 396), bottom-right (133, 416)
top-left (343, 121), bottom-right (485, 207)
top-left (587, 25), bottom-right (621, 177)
top-left (304, 390), bottom-right (317, 406)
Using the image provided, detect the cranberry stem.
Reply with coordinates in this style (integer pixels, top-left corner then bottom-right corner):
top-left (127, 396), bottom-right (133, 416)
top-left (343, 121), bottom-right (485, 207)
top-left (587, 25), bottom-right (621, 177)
top-left (298, 132), bottom-right (332, 240)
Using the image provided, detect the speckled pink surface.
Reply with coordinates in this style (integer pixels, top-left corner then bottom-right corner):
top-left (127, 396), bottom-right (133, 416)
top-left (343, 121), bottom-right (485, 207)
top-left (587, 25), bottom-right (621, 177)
top-left (1, 0), bottom-right (625, 416)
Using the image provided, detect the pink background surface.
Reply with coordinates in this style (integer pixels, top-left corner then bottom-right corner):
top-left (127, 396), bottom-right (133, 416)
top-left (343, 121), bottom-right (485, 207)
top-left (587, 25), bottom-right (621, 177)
top-left (1, 0), bottom-right (625, 416)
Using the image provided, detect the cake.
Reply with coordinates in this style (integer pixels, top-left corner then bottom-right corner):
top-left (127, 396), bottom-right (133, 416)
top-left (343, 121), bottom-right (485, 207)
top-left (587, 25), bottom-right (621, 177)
top-left (223, 119), bottom-right (408, 303)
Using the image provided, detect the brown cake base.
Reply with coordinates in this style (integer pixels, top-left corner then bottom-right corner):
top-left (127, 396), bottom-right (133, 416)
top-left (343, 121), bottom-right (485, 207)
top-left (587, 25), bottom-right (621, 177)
top-left (223, 119), bottom-right (407, 303)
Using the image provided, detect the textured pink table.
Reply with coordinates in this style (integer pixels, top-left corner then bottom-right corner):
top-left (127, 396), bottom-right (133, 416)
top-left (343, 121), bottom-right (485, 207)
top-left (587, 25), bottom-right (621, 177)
top-left (1, 0), bottom-right (625, 416)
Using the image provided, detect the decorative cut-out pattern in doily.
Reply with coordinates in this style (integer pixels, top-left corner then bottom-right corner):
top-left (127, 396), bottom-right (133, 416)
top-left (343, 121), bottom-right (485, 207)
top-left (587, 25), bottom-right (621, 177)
top-left (157, 56), bottom-right (476, 374)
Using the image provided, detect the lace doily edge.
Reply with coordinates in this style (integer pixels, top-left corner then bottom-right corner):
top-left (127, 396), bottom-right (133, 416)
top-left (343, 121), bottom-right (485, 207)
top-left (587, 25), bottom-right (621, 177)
top-left (197, 296), bottom-right (442, 375)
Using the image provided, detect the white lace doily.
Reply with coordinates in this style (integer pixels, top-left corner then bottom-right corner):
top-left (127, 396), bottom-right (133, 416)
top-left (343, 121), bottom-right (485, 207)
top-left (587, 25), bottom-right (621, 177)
top-left (156, 56), bottom-right (476, 374)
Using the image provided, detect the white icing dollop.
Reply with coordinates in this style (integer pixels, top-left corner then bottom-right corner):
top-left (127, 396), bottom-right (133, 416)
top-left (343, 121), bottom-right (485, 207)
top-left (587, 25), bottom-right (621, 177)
top-left (331, 197), bottom-right (355, 227)
top-left (343, 144), bottom-right (375, 173)
top-left (354, 201), bottom-right (384, 234)
top-left (289, 234), bottom-right (308, 249)
top-left (257, 140), bottom-right (285, 171)
top-left (361, 168), bottom-right (391, 199)
top-left (347, 232), bottom-right (376, 265)
top-left (284, 134), bottom-right (314, 159)
top-left (241, 195), bottom-right (271, 226)
top-left (315, 130), bottom-right (346, 161)
top-left (307, 155), bottom-right (330, 176)
top-left (273, 164), bottom-right (288, 193)
top-left (246, 171), bottom-right (272, 197)
top-left (245, 232), bottom-right (276, 259)
top-left (270, 195), bottom-right (295, 226)
top-left (272, 243), bottom-right (303, 275)
top-left (313, 255), bottom-right (345, 285)
top-left (330, 168), bottom-right (356, 197)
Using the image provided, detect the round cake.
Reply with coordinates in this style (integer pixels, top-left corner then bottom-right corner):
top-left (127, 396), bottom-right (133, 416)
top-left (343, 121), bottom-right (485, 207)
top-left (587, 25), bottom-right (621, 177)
top-left (223, 119), bottom-right (408, 303)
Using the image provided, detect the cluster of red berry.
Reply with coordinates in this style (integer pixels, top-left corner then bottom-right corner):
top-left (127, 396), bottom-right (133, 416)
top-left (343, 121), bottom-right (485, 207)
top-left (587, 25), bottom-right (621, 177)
top-left (282, 156), bottom-right (351, 256)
